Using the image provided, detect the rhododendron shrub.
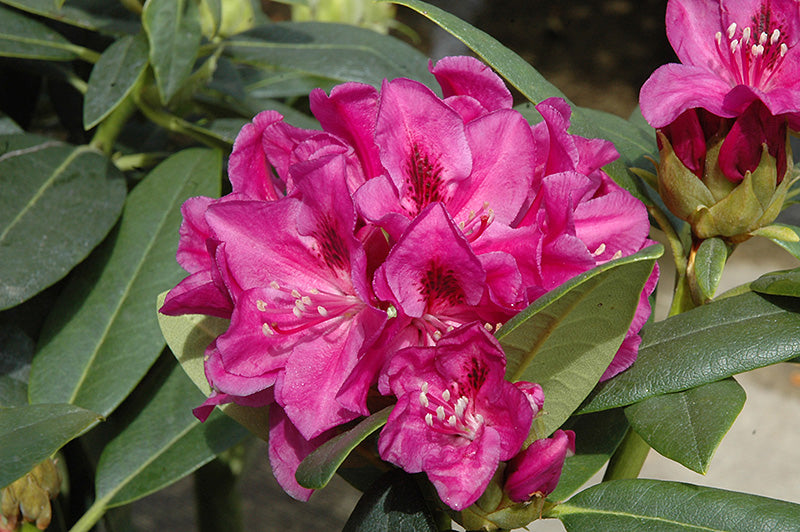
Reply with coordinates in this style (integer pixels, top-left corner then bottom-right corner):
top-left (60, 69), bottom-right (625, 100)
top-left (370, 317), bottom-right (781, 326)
top-left (160, 55), bottom-right (658, 512)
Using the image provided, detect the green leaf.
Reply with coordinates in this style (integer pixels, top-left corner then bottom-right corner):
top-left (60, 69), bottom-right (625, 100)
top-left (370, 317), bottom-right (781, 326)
top-left (579, 292), bottom-right (800, 413)
top-left (0, 114), bottom-right (23, 134)
top-left (0, 0), bottom-right (138, 34)
top-left (0, 136), bottom-right (126, 310)
top-left (94, 358), bottom-right (249, 508)
top-left (28, 149), bottom-right (221, 417)
top-left (83, 33), bottom-right (149, 130)
top-left (498, 245), bottom-right (662, 436)
top-left (156, 292), bottom-right (270, 442)
top-left (763, 223), bottom-right (800, 260)
top-left (142, 0), bottom-right (202, 104)
top-left (296, 406), bottom-right (391, 490)
top-left (548, 479), bottom-right (800, 531)
top-left (225, 22), bottom-right (434, 87)
top-left (574, 107), bottom-right (657, 170)
top-left (0, 4), bottom-right (77, 60)
top-left (548, 409), bottom-right (629, 502)
top-left (624, 378), bottom-right (745, 474)
top-left (343, 470), bottom-right (438, 532)
top-left (692, 237), bottom-right (729, 301)
top-left (0, 324), bottom-right (34, 407)
top-left (0, 403), bottom-right (101, 489)
top-left (751, 267), bottom-right (800, 297)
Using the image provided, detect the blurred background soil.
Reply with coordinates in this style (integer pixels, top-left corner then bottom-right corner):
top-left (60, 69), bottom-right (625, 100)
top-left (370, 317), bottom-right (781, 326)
top-left (128, 1), bottom-right (800, 530)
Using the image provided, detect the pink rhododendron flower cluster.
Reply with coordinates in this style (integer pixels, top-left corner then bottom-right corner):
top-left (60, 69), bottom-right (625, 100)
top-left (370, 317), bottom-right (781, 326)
top-left (161, 56), bottom-right (656, 510)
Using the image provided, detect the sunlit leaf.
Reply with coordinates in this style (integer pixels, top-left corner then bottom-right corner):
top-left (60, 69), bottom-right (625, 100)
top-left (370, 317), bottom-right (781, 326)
top-left (692, 237), bottom-right (729, 301)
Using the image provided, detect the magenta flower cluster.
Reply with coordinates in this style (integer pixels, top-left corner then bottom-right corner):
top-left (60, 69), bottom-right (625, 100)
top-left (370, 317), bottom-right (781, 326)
top-left (161, 56), bottom-right (655, 511)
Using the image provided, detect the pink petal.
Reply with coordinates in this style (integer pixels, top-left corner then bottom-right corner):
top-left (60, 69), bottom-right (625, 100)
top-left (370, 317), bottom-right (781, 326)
top-left (430, 56), bottom-right (513, 112)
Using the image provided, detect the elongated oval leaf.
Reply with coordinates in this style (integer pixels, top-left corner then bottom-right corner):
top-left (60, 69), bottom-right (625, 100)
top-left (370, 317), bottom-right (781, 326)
top-left (692, 237), bottom-right (729, 301)
top-left (548, 479), bottom-right (800, 531)
top-left (296, 406), bottom-right (391, 490)
top-left (574, 107), bottom-right (657, 170)
top-left (28, 149), bottom-right (221, 417)
top-left (343, 470), bottom-right (438, 532)
top-left (0, 4), bottom-right (76, 60)
top-left (225, 22), bottom-right (434, 87)
top-left (143, 0), bottom-right (202, 104)
top-left (84, 33), bottom-right (149, 129)
top-left (751, 268), bottom-right (800, 297)
top-left (498, 245), bottom-right (661, 436)
top-left (0, 136), bottom-right (126, 309)
top-left (0, 403), bottom-right (101, 489)
top-left (765, 224), bottom-right (800, 260)
top-left (94, 359), bottom-right (249, 508)
top-left (0, 324), bottom-right (34, 407)
top-left (624, 378), bottom-right (746, 474)
top-left (156, 292), bottom-right (270, 442)
top-left (579, 292), bottom-right (800, 413)
top-left (0, 0), bottom-right (138, 34)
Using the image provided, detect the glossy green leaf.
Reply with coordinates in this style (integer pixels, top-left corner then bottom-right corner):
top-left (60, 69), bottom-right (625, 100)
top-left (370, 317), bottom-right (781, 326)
top-left (156, 292), bottom-right (270, 442)
top-left (297, 406), bottom-right (391, 490)
top-left (624, 378), bottom-right (745, 474)
top-left (0, 324), bottom-right (34, 407)
top-left (343, 470), bottom-right (438, 532)
top-left (28, 149), bottom-right (221, 417)
top-left (764, 223), bottom-right (800, 260)
top-left (0, 0), bottom-right (138, 34)
top-left (241, 66), bottom-right (336, 100)
top-left (0, 114), bottom-right (22, 134)
top-left (692, 237), bottom-right (729, 301)
top-left (83, 33), bottom-right (149, 129)
top-left (0, 403), bottom-right (101, 489)
top-left (579, 292), bottom-right (800, 413)
top-left (0, 4), bottom-right (77, 60)
top-left (575, 107), bottom-right (656, 170)
top-left (751, 267), bottom-right (800, 297)
top-left (143, 0), bottom-right (202, 104)
top-left (225, 22), bottom-right (434, 87)
top-left (548, 409), bottom-right (629, 502)
top-left (498, 245), bottom-right (661, 436)
top-left (548, 479), bottom-right (800, 531)
top-left (0, 136), bottom-right (126, 310)
top-left (94, 359), bottom-right (249, 508)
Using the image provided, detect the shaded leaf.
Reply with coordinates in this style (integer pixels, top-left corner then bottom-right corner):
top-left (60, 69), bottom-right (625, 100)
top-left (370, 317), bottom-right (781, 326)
top-left (579, 292), bottom-right (800, 413)
top-left (548, 479), bottom-right (800, 531)
top-left (548, 409), bottom-right (629, 502)
top-left (624, 378), bottom-right (745, 474)
top-left (83, 33), bottom-right (149, 130)
top-left (0, 0), bottom-right (138, 34)
top-left (28, 149), bottom-right (221, 417)
top-left (0, 114), bottom-right (23, 134)
top-left (575, 107), bottom-right (657, 170)
top-left (343, 470), bottom-right (438, 532)
top-left (94, 358), bottom-right (249, 508)
top-left (0, 324), bottom-right (34, 407)
top-left (0, 136), bottom-right (126, 309)
top-left (142, 0), bottom-right (202, 104)
top-left (499, 245), bottom-right (661, 436)
top-left (751, 268), bottom-right (800, 297)
top-left (156, 292), bottom-right (270, 442)
top-left (225, 22), bottom-right (434, 87)
top-left (692, 237), bottom-right (729, 301)
top-left (0, 4), bottom-right (76, 60)
top-left (0, 403), bottom-right (100, 489)
top-left (296, 407), bottom-right (391, 490)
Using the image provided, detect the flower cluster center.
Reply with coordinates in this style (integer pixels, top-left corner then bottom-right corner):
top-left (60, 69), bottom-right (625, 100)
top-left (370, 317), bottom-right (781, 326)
top-left (418, 381), bottom-right (484, 440)
top-left (256, 281), bottom-right (361, 336)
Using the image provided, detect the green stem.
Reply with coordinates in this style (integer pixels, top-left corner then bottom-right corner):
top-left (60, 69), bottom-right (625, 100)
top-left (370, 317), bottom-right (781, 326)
top-left (135, 96), bottom-right (232, 151)
top-left (602, 428), bottom-right (650, 481)
top-left (194, 459), bottom-right (243, 532)
top-left (113, 151), bottom-right (170, 171)
top-left (669, 271), bottom-right (697, 316)
top-left (647, 204), bottom-right (687, 277)
top-left (68, 495), bottom-right (111, 532)
top-left (64, 43), bottom-right (101, 64)
top-left (89, 95), bottom-right (138, 155)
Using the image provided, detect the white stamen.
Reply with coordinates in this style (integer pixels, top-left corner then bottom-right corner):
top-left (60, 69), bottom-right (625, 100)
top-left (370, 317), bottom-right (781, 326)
top-left (269, 281), bottom-right (280, 289)
top-left (387, 305), bottom-right (397, 319)
top-left (422, 382), bottom-right (429, 393)
top-left (447, 415), bottom-right (457, 427)
top-left (432, 330), bottom-right (442, 341)
top-left (781, 43), bottom-right (788, 56)
top-left (592, 243), bottom-right (607, 256)
top-left (262, 323), bottom-right (273, 336)
top-left (475, 413), bottom-right (485, 425)
top-left (730, 39), bottom-right (739, 53)
top-left (455, 397), bottom-right (467, 418)
top-left (291, 289), bottom-right (301, 298)
top-left (442, 389), bottom-right (451, 402)
top-left (752, 44), bottom-right (764, 56)
top-left (292, 307), bottom-right (302, 318)
top-left (256, 299), bottom-right (267, 311)
top-left (301, 296), bottom-right (311, 306)
top-left (425, 413), bottom-right (434, 427)
top-left (484, 322), bottom-right (493, 332)
top-left (612, 250), bottom-right (623, 260)
top-left (295, 299), bottom-right (306, 311)
top-left (483, 201), bottom-right (490, 209)
top-left (495, 322), bottom-right (503, 331)
top-left (436, 406), bottom-right (446, 421)
top-left (419, 391), bottom-right (429, 407)
top-left (760, 31), bottom-right (768, 45)
top-left (727, 22), bottom-right (737, 39)
top-left (317, 306), bottom-right (328, 317)
top-left (310, 288), bottom-right (320, 294)
top-left (742, 27), bottom-right (751, 44)
top-left (771, 28), bottom-right (781, 44)
top-left (715, 31), bottom-right (722, 45)
top-left (458, 221), bottom-right (465, 230)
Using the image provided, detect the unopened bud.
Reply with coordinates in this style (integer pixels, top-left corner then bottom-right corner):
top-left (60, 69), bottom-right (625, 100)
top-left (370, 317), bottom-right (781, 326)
top-left (1, 458), bottom-right (61, 531)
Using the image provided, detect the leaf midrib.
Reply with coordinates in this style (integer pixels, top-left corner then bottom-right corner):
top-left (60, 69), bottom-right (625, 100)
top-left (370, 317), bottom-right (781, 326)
top-left (552, 504), bottom-right (722, 531)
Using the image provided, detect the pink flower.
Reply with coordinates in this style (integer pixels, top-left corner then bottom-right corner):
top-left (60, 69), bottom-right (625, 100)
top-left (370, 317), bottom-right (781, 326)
top-left (640, 0), bottom-right (800, 129)
top-left (378, 324), bottom-right (534, 511)
top-left (504, 429), bottom-right (576, 502)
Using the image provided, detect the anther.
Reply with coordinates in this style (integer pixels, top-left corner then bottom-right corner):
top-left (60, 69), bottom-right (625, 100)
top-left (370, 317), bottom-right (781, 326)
top-left (291, 289), bottom-right (301, 298)
top-left (484, 323), bottom-right (493, 332)
top-left (592, 243), bottom-right (607, 256)
top-left (447, 415), bottom-right (457, 427)
top-left (262, 323), bottom-right (273, 336)
top-left (301, 296), bottom-right (311, 306)
top-left (292, 307), bottom-right (302, 318)
top-left (715, 31), bottom-right (722, 45)
top-left (422, 382), bottom-right (429, 393)
top-left (310, 288), bottom-right (320, 294)
top-left (727, 22), bottom-right (737, 39)
top-left (730, 39), bottom-right (739, 53)
top-left (432, 330), bottom-right (442, 341)
top-left (436, 406), bottom-right (446, 421)
top-left (771, 29), bottom-right (780, 45)
top-left (742, 27), bottom-right (751, 44)
top-left (419, 391), bottom-right (429, 407)
top-left (270, 281), bottom-right (280, 289)
top-left (612, 250), bottom-right (623, 260)
top-left (295, 299), bottom-right (306, 311)
top-left (752, 44), bottom-right (764, 56)
top-left (442, 389), bottom-right (451, 402)
top-left (781, 43), bottom-right (788, 56)
top-left (760, 31), bottom-right (768, 45)
top-left (425, 413), bottom-right (434, 427)
top-left (317, 306), bottom-right (328, 317)
top-left (256, 299), bottom-right (267, 311)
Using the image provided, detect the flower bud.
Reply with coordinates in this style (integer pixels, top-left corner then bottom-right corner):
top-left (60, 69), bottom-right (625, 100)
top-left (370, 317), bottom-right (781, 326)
top-left (1, 459), bottom-right (61, 531)
top-left (656, 103), bottom-right (797, 242)
top-left (503, 430), bottom-right (576, 503)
